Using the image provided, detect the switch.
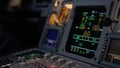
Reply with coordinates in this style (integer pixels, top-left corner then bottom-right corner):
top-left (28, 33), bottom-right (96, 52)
top-left (44, 53), bottom-right (51, 60)
top-left (57, 58), bottom-right (66, 66)
top-left (65, 61), bottom-right (75, 68)
top-left (50, 56), bottom-right (58, 63)
top-left (50, 64), bottom-right (57, 68)
top-left (31, 54), bottom-right (36, 59)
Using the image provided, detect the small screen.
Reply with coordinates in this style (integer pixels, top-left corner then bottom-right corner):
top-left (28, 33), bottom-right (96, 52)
top-left (65, 6), bottom-right (106, 58)
top-left (44, 29), bottom-right (59, 47)
top-left (106, 39), bottom-right (120, 65)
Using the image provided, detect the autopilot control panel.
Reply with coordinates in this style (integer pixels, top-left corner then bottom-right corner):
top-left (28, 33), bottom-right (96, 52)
top-left (0, 0), bottom-right (120, 68)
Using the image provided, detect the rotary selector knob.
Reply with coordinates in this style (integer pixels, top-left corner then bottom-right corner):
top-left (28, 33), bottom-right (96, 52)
top-left (65, 61), bottom-right (75, 68)
top-left (44, 53), bottom-right (51, 60)
top-left (57, 58), bottom-right (66, 66)
top-left (50, 56), bottom-right (58, 63)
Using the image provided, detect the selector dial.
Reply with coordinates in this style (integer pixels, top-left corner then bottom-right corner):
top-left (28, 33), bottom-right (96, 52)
top-left (57, 58), bottom-right (66, 66)
top-left (44, 53), bottom-right (51, 60)
top-left (65, 61), bottom-right (75, 68)
top-left (50, 56), bottom-right (58, 63)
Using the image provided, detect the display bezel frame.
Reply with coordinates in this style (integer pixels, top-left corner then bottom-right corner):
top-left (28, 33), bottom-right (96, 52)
top-left (59, 0), bottom-right (112, 65)
top-left (39, 26), bottom-right (63, 51)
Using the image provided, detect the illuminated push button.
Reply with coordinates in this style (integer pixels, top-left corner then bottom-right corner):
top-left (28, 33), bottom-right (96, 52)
top-left (44, 53), bottom-right (51, 60)
top-left (65, 61), bottom-right (75, 68)
top-left (57, 58), bottom-right (66, 66)
top-left (50, 56), bottom-right (58, 63)
top-left (50, 64), bottom-right (57, 68)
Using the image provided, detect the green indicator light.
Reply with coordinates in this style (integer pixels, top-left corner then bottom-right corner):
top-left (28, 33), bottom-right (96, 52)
top-left (73, 34), bottom-right (79, 40)
top-left (99, 14), bottom-right (104, 17)
top-left (99, 13), bottom-right (104, 17)
top-left (79, 49), bottom-right (86, 55)
top-left (88, 22), bottom-right (92, 26)
top-left (79, 24), bottom-right (83, 29)
top-left (89, 15), bottom-right (95, 20)
top-left (78, 43), bottom-right (83, 47)
top-left (83, 12), bottom-right (88, 16)
top-left (75, 26), bottom-right (79, 29)
top-left (91, 43), bottom-right (95, 46)
top-left (73, 34), bottom-right (80, 42)
top-left (92, 38), bottom-right (97, 43)
top-left (84, 19), bottom-right (87, 23)
top-left (79, 24), bottom-right (85, 29)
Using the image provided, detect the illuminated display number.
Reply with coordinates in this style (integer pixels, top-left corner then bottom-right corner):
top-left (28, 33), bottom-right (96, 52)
top-left (65, 6), bottom-right (106, 58)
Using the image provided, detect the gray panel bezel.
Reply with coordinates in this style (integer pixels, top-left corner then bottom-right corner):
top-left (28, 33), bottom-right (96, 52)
top-left (39, 26), bottom-right (63, 51)
top-left (58, 0), bottom-right (112, 65)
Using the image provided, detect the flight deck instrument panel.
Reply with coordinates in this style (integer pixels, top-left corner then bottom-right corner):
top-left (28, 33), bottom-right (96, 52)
top-left (65, 6), bottom-right (106, 58)
top-left (0, 0), bottom-right (120, 68)
top-left (60, 0), bottom-right (112, 66)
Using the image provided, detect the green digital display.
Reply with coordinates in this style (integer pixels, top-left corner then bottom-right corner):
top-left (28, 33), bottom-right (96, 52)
top-left (65, 6), bottom-right (106, 58)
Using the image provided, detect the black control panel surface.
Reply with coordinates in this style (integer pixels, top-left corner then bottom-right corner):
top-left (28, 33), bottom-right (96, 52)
top-left (65, 6), bottom-right (106, 58)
